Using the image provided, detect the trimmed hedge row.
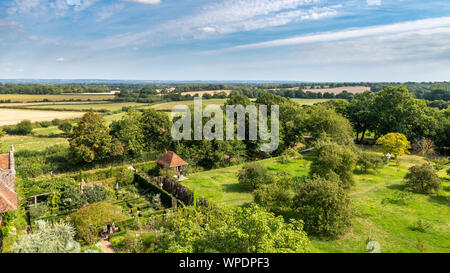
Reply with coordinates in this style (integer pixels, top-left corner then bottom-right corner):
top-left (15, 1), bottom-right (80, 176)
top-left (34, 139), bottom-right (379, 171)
top-left (134, 173), bottom-right (178, 208)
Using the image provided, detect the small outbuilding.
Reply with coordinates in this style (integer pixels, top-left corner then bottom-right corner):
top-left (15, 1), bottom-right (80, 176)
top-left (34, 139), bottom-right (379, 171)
top-left (156, 151), bottom-right (188, 178)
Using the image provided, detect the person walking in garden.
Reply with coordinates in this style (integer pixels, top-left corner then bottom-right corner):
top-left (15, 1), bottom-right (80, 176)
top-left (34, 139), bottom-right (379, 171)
top-left (102, 225), bottom-right (108, 239)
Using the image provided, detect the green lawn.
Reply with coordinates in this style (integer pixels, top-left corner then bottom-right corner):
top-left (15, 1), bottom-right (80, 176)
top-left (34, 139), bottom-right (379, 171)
top-left (183, 153), bottom-right (450, 253)
top-left (0, 135), bottom-right (68, 153)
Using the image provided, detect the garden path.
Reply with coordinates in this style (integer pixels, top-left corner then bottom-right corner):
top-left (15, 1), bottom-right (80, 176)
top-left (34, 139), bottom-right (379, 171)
top-left (101, 238), bottom-right (115, 253)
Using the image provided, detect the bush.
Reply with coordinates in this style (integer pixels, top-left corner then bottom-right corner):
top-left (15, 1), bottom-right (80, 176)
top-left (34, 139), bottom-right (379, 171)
top-left (70, 202), bottom-right (127, 243)
top-left (58, 121), bottom-right (73, 135)
top-left (356, 151), bottom-right (384, 173)
top-left (116, 169), bottom-right (135, 187)
top-left (293, 176), bottom-right (352, 238)
top-left (15, 120), bottom-right (33, 135)
top-left (375, 132), bottom-right (411, 158)
top-left (412, 138), bottom-right (435, 156)
top-left (83, 184), bottom-right (107, 204)
top-left (404, 164), bottom-right (441, 194)
top-left (39, 121), bottom-right (52, 128)
top-left (309, 140), bottom-right (357, 189)
top-left (237, 162), bottom-right (275, 191)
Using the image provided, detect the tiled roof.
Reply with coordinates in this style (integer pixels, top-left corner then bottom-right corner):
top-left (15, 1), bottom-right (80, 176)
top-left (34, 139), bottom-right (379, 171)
top-left (156, 151), bottom-right (188, 168)
top-left (0, 182), bottom-right (17, 213)
top-left (0, 154), bottom-right (9, 170)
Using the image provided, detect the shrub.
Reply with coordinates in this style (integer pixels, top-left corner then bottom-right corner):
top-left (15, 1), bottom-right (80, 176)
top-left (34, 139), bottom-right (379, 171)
top-left (356, 151), bottom-right (384, 173)
top-left (412, 138), bottom-right (435, 156)
top-left (253, 175), bottom-right (295, 214)
top-left (375, 132), bottom-right (411, 158)
top-left (116, 168), bottom-right (135, 187)
top-left (12, 221), bottom-right (78, 253)
top-left (58, 121), bottom-right (73, 135)
top-left (52, 118), bottom-right (61, 126)
top-left (404, 164), bottom-right (441, 194)
top-left (237, 162), bottom-right (275, 191)
top-left (83, 184), bottom-right (107, 204)
top-left (39, 121), bottom-right (52, 128)
top-left (309, 140), bottom-right (357, 189)
top-left (293, 176), bottom-right (352, 238)
top-left (413, 219), bottom-right (432, 233)
top-left (70, 202), bottom-right (127, 243)
top-left (15, 120), bottom-right (33, 135)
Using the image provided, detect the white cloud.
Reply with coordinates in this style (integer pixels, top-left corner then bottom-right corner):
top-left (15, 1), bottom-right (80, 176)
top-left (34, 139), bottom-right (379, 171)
top-left (84, 0), bottom-right (340, 51)
top-left (367, 0), bottom-right (381, 6)
top-left (121, 0), bottom-right (161, 4)
top-left (56, 57), bottom-right (65, 62)
top-left (97, 4), bottom-right (125, 21)
top-left (221, 16), bottom-right (450, 50)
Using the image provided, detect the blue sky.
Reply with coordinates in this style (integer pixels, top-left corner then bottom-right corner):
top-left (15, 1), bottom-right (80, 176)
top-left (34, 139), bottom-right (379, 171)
top-left (1, 0), bottom-right (450, 81)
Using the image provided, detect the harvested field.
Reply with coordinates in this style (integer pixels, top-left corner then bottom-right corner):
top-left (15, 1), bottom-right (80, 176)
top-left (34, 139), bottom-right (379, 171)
top-left (303, 86), bottom-right (370, 94)
top-left (0, 109), bottom-right (84, 126)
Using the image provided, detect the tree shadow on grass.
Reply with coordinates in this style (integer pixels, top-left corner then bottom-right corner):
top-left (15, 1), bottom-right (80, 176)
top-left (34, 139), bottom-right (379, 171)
top-left (386, 183), bottom-right (406, 191)
top-left (222, 183), bottom-right (246, 193)
top-left (428, 195), bottom-right (449, 206)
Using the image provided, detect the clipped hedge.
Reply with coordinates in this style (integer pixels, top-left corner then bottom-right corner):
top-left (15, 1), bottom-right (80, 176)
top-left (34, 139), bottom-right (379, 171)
top-left (134, 173), bottom-right (177, 208)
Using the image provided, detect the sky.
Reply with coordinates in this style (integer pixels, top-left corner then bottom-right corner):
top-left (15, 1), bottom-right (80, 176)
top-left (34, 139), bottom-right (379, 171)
top-left (0, 0), bottom-right (450, 81)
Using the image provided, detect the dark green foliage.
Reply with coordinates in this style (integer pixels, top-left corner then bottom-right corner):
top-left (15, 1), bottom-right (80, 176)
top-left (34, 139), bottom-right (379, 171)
top-left (150, 205), bottom-right (310, 253)
top-left (15, 120), bottom-right (33, 135)
top-left (237, 162), bottom-right (275, 191)
top-left (83, 184), bottom-right (107, 204)
top-left (140, 108), bottom-right (173, 151)
top-left (58, 121), bottom-right (72, 135)
top-left (304, 106), bottom-right (353, 144)
top-left (309, 140), bottom-right (357, 189)
top-left (293, 176), bottom-right (353, 238)
top-left (70, 202), bottom-right (127, 243)
top-left (404, 164), bottom-right (441, 194)
top-left (69, 112), bottom-right (112, 163)
top-left (356, 151), bottom-right (384, 173)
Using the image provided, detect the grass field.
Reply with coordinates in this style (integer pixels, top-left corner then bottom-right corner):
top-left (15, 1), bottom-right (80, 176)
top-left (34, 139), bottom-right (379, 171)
top-left (292, 98), bottom-right (331, 105)
top-left (151, 99), bottom-right (227, 111)
top-left (183, 152), bottom-right (450, 253)
top-left (20, 102), bottom-right (151, 112)
top-left (0, 135), bottom-right (68, 153)
top-left (0, 109), bottom-right (85, 126)
top-left (0, 94), bottom-right (115, 103)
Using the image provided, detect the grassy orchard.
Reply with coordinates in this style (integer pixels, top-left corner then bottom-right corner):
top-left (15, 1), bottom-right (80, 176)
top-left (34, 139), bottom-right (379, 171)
top-left (182, 152), bottom-right (450, 253)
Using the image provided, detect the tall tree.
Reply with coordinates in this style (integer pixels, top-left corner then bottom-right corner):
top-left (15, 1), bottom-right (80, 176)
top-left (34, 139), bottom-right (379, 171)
top-left (141, 108), bottom-right (173, 151)
top-left (69, 112), bottom-right (112, 163)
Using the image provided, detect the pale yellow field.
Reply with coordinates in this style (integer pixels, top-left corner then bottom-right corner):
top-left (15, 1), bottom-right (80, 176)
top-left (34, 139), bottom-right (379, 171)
top-left (0, 109), bottom-right (84, 126)
top-left (303, 86), bottom-right (370, 94)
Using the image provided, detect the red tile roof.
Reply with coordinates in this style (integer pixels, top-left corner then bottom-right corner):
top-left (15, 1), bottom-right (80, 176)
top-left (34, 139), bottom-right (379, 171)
top-left (0, 154), bottom-right (9, 170)
top-left (0, 182), bottom-right (17, 213)
top-left (156, 151), bottom-right (188, 168)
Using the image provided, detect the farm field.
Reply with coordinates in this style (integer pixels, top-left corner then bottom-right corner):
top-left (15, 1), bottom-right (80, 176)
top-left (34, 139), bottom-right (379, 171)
top-left (19, 102), bottom-right (152, 112)
top-left (0, 135), bottom-right (68, 153)
top-left (183, 153), bottom-right (450, 253)
top-left (151, 99), bottom-right (227, 111)
top-left (0, 109), bottom-right (84, 126)
top-left (292, 98), bottom-right (331, 105)
top-left (303, 86), bottom-right (371, 94)
top-left (0, 94), bottom-right (115, 103)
